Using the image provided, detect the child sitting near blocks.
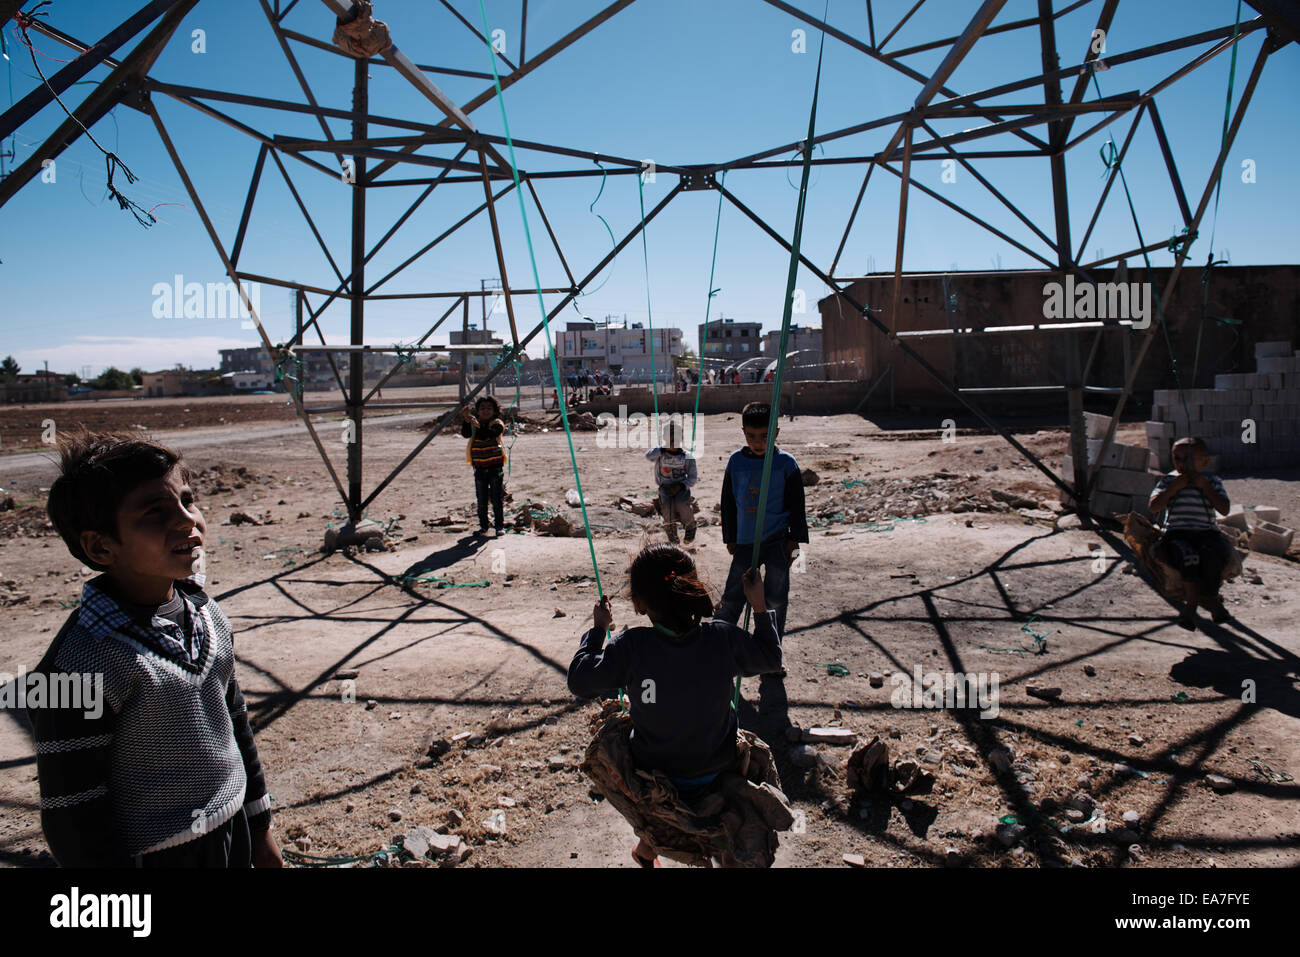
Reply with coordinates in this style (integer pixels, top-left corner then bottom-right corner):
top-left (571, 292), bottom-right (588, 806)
top-left (1148, 436), bottom-right (1233, 631)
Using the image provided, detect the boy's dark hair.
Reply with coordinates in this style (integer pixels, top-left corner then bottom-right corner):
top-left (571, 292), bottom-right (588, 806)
top-left (628, 543), bottom-right (714, 634)
top-left (474, 395), bottom-right (503, 419)
top-left (1174, 436), bottom-right (1208, 453)
top-left (47, 431), bottom-right (191, 570)
top-left (741, 402), bottom-right (771, 430)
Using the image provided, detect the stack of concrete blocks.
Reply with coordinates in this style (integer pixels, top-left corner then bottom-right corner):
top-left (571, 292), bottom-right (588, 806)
top-left (1148, 341), bottom-right (1300, 471)
top-left (1059, 412), bottom-right (1156, 518)
top-left (1220, 505), bottom-right (1296, 557)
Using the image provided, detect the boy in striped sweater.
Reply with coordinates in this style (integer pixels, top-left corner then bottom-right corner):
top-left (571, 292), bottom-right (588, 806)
top-left (30, 433), bottom-right (280, 867)
top-left (1148, 436), bottom-right (1233, 631)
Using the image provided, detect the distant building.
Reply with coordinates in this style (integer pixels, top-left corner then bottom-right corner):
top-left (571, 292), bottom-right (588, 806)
top-left (554, 319), bottom-right (681, 380)
top-left (142, 369), bottom-right (187, 397)
top-left (222, 370), bottom-right (274, 391)
top-left (761, 325), bottom-right (823, 380)
top-left (219, 347), bottom-right (274, 376)
top-left (699, 318), bottom-right (762, 364)
top-left (450, 327), bottom-right (505, 374)
top-left (2, 370), bottom-right (67, 403)
top-left (218, 346), bottom-right (403, 391)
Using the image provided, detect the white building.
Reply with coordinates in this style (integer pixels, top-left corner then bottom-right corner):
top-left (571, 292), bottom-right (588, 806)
top-left (223, 370), bottom-right (273, 391)
top-left (554, 319), bottom-right (682, 381)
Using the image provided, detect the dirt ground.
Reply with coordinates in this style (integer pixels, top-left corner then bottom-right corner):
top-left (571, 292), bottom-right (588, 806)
top-left (1, 391), bottom-right (1297, 869)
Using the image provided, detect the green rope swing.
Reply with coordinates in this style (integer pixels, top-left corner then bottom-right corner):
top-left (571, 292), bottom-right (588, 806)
top-left (689, 171), bottom-right (727, 458)
top-left (733, 6), bottom-right (828, 709)
top-left (1193, 0), bottom-right (1244, 383)
top-left (637, 171), bottom-right (660, 420)
top-left (475, 0), bottom-right (621, 707)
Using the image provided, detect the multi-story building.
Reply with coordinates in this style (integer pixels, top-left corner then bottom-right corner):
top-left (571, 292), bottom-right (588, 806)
top-left (699, 317), bottom-right (763, 364)
top-left (761, 325), bottom-right (824, 380)
top-left (449, 326), bottom-right (505, 374)
top-left (554, 319), bottom-right (682, 380)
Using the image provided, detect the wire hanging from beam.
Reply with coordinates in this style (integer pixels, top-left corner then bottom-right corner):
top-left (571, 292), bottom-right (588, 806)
top-left (12, 2), bottom-right (155, 226)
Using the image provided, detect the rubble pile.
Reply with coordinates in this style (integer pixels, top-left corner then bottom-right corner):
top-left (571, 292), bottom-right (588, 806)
top-left (804, 472), bottom-right (1051, 526)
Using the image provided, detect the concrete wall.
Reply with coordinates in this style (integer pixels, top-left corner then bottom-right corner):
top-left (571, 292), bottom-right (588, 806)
top-left (819, 265), bottom-right (1300, 410)
top-left (582, 380), bottom-right (867, 416)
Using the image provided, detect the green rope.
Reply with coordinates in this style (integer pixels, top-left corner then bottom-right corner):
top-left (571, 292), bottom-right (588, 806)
top-left (636, 172), bottom-right (659, 420)
top-left (499, 342), bottom-right (521, 476)
top-left (476, 0), bottom-right (617, 706)
top-left (282, 842), bottom-right (406, 868)
top-left (1249, 759), bottom-right (1293, 784)
top-left (1095, 84), bottom-right (1188, 424)
top-left (689, 171), bottom-right (726, 458)
top-left (818, 662), bottom-right (849, 677)
top-left (397, 567), bottom-right (491, 588)
top-left (735, 3), bottom-right (828, 710)
top-left (570, 158), bottom-right (619, 307)
top-left (1193, 0), bottom-right (1244, 384)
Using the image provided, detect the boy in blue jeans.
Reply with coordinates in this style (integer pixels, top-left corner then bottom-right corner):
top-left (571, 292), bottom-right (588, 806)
top-left (716, 402), bottom-right (808, 636)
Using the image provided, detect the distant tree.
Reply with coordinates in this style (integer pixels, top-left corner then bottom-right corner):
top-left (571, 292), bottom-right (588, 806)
top-left (91, 367), bottom-right (137, 391)
top-left (1, 356), bottom-right (19, 378)
top-left (64, 373), bottom-right (81, 387)
top-left (129, 366), bottom-right (145, 385)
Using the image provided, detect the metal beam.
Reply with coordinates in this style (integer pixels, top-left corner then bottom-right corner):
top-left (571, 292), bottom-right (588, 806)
top-left (1086, 36), bottom-right (1278, 489)
top-left (358, 180), bottom-right (684, 513)
top-left (0, 0), bottom-right (198, 208)
top-left (0, 0), bottom-right (182, 141)
top-left (717, 181), bottom-right (1078, 498)
top-left (1146, 99), bottom-right (1193, 227)
top-left (146, 100), bottom-right (351, 511)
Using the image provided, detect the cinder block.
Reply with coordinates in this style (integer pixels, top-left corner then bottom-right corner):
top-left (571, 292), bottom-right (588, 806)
top-left (1257, 357), bottom-right (1289, 374)
top-left (1248, 521), bottom-right (1294, 556)
top-left (1244, 505), bottom-right (1281, 524)
top-left (1145, 420), bottom-right (1175, 439)
top-left (1254, 341), bottom-right (1292, 360)
top-left (1097, 467), bottom-right (1158, 497)
top-left (1085, 439), bottom-right (1145, 468)
top-left (1220, 505), bottom-right (1249, 531)
top-left (1128, 493), bottom-right (1152, 519)
top-left (1089, 490), bottom-right (1134, 518)
top-left (1084, 412), bottom-right (1113, 439)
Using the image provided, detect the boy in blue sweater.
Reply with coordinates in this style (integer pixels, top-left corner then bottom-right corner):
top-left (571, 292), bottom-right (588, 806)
top-left (716, 402), bottom-right (808, 636)
top-left (31, 433), bottom-right (281, 867)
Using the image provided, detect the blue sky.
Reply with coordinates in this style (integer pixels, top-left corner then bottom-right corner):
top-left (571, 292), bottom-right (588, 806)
top-left (1, 0), bottom-right (1296, 376)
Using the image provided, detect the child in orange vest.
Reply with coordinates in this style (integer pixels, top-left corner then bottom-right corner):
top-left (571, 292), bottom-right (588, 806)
top-left (460, 396), bottom-right (507, 535)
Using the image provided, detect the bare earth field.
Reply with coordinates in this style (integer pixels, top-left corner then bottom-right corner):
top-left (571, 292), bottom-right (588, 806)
top-left (1, 392), bottom-right (1297, 869)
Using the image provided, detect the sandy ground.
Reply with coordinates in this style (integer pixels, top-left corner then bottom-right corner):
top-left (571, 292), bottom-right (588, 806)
top-left (0, 393), bottom-right (1297, 869)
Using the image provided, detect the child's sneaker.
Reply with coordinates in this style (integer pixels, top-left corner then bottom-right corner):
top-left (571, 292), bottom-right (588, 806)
top-left (684, 526), bottom-right (696, 545)
top-left (1176, 606), bottom-right (1197, 631)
